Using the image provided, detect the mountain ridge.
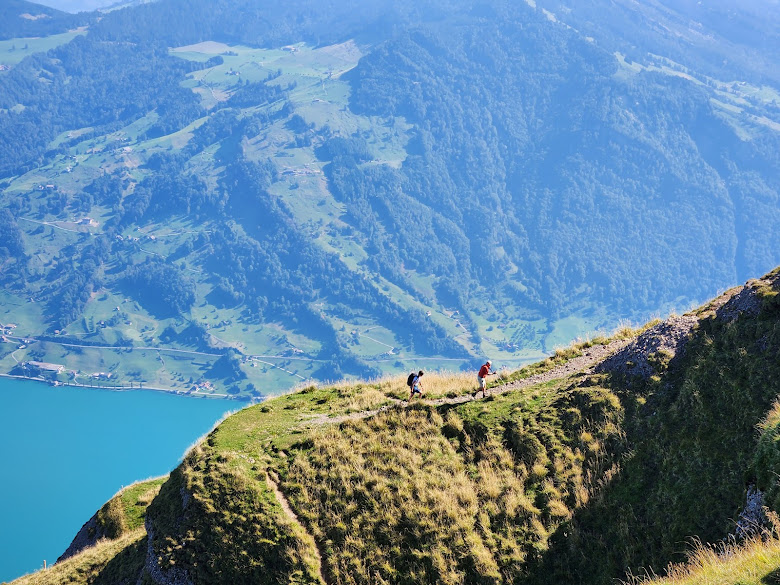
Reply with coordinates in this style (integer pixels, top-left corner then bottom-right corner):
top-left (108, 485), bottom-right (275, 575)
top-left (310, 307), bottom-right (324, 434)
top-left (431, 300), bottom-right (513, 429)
top-left (9, 265), bottom-right (780, 585)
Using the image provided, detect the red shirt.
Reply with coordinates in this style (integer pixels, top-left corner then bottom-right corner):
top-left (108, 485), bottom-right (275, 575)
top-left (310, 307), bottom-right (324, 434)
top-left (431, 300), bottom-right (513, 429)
top-left (478, 364), bottom-right (491, 378)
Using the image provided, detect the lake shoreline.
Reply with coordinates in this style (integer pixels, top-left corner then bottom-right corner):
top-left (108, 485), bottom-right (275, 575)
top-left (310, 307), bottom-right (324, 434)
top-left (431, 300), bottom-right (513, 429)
top-left (0, 372), bottom-right (243, 400)
top-left (0, 377), bottom-right (238, 582)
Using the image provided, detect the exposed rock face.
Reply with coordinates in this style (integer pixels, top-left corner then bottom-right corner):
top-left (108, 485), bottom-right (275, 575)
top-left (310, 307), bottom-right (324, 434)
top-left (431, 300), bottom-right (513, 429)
top-left (143, 523), bottom-right (194, 585)
top-left (595, 314), bottom-right (699, 380)
top-left (596, 269), bottom-right (780, 381)
top-left (142, 486), bottom-right (194, 585)
top-left (57, 513), bottom-right (106, 563)
top-left (733, 485), bottom-right (769, 540)
top-left (715, 279), bottom-right (766, 323)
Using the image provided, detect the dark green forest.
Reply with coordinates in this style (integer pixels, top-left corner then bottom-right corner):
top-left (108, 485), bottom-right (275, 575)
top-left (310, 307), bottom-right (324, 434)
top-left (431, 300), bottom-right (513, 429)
top-left (345, 8), bottom-right (780, 313)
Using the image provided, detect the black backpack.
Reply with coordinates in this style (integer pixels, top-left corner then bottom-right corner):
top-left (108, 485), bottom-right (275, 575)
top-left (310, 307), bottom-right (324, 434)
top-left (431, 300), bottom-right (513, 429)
top-left (406, 372), bottom-right (416, 387)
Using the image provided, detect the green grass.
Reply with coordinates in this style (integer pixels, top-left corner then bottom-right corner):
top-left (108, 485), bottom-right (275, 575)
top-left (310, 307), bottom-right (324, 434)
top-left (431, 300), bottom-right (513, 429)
top-left (530, 272), bottom-right (780, 584)
top-left (132, 361), bottom-right (622, 584)
top-left (93, 477), bottom-right (166, 539)
top-left (0, 29), bottom-right (87, 67)
top-left (11, 530), bottom-right (148, 585)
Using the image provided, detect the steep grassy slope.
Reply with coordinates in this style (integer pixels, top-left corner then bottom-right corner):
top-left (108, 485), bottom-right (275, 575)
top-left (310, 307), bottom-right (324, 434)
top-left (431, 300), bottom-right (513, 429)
top-left (9, 267), bottom-right (780, 585)
top-left (527, 269), bottom-right (780, 583)
top-left (8, 477), bottom-right (163, 585)
top-left (11, 530), bottom-right (148, 585)
top-left (57, 477), bottom-right (166, 562)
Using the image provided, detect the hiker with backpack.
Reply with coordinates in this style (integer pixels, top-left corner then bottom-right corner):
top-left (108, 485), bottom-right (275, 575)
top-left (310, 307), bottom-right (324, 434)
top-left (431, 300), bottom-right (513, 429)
top-left (472, 360), bottom-right (496, 398)
top-left (407, 370), bottom-right (424, 400)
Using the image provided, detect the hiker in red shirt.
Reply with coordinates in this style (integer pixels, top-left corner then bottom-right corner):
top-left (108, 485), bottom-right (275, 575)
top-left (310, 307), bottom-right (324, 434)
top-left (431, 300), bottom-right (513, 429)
top-left (473, 360), bottom-right (496, 398)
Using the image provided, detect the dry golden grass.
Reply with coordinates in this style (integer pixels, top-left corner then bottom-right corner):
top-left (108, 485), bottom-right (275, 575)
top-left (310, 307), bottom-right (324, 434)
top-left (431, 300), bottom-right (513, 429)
top-left (629, 530), bottom-right (780, 585)
top-left (10, 529), bottom-right (145, 585)
top-left (610, 318), bottom-right (663, 341)
top-left (279, 376), bottom-right (625, 583)
top-left (284, 407), bottom-right (502, 584)
top-left (303, 369), bottom-right (503, 404)
top-left (759, 399), bottom-right (780, 432)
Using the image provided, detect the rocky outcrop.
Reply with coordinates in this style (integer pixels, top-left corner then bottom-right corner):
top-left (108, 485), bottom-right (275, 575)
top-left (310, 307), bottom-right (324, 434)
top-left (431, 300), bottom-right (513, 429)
top-left (141, 486), bottom-right (194, 585)
top-left (142, 523), bottom-right (194, 585)
top-left (57, 512), bottom-right (106, 563)
top-left (715, 279), bottom-right (767, 323)
top-left (595, 314), bottom-right (699, 380)
top-left (733, 485), bottom-right (769, 540)
top-left (597, 270), bottom-right (780, 381)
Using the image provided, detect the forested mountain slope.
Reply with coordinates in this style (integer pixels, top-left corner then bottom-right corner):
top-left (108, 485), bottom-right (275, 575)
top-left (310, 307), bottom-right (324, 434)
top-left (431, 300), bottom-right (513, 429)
top-left (0, 0), bottom-right (90, 40)
top-left (12, 266), bottom-right (780, 584)
top-left (0, 0), bottom-right (778, 396)
top-left (533, 0), bottom-right (780, 86)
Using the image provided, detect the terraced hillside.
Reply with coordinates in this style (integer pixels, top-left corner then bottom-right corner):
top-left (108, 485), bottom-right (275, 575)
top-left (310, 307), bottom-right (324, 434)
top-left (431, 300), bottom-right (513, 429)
top-left (11, 266), bottom-right (780, 585)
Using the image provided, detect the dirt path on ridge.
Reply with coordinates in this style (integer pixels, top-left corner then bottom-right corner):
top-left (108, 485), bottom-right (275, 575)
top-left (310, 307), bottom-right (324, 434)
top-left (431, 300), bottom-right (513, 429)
top-left (309, 336), bottom-right (633, 427)
top-left (265, 470), bottom-right (328, 585)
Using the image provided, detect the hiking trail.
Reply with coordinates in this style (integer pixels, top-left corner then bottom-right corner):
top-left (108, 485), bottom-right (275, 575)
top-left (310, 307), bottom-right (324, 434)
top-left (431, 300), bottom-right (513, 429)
top-left (307, 335), bottom-right (635, 427)
top-left (265, 470), bottom-right (329, 585)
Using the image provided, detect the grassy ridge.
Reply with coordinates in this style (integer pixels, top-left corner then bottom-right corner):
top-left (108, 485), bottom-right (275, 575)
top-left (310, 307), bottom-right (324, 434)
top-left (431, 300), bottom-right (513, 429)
top-left (11, 530), bottom-right (147, 585)
top-left (136, 363), bottom-right (625, 583)
top-left (89, 478), bottom-right (167, 542)
top-left (10, 268), bottom-right (780, 585)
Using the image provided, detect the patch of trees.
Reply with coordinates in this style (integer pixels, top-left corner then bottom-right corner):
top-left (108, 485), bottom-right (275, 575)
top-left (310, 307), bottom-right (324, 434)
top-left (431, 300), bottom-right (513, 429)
top-left (84, 174), bottom-right (125, 208)
top-left (159, 322), bottom-right (216, 353)
top-left (315, 136), bottom-right (373, 163)
top-left (183, 108), bottom-right (278, 161)
top-left (207, 349), bottom-right (246, 382)
top-left (122, 258), bottom-right (195, 318)
top-left (227, 76), bottom-right (286, 109)
top-left (119, 171), bottom-right (221, 223)
top-left (314, 344), bottom-right (381, 381)
top-left (144, 93), bottom-right (204, 139)
top-left (45, 239), bottom-right (110, 330)
top-left (0, 209), bottom-right (24, 261)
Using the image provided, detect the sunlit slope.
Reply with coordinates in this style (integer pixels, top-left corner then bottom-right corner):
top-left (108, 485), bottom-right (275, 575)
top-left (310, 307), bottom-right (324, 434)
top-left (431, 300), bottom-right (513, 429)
top-left (12, 267), bottom-right (780, 585)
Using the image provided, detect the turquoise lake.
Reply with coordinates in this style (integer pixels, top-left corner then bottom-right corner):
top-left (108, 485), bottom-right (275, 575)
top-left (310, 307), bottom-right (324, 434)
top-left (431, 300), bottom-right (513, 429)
top-left (0, 377), bottom-right (238, 583)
